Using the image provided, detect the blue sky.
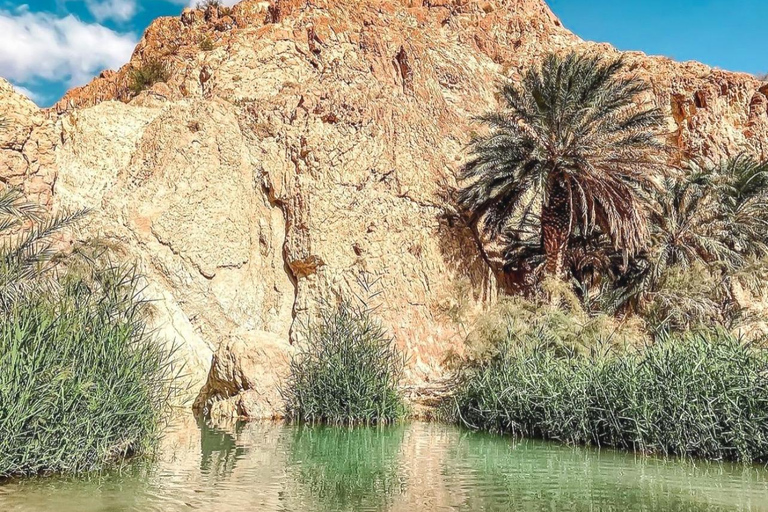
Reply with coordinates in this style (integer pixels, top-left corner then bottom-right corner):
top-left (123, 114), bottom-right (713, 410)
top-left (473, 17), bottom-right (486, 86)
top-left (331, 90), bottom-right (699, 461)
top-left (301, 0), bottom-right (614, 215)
top-left (1, 1), bottom-right (765, 107)
top-left (549, 0), bottom-right (767, 76)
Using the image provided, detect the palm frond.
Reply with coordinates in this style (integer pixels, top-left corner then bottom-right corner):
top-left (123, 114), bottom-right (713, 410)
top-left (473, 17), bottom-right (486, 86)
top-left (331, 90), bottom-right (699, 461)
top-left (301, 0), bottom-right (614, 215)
top-left (0, 189), bottom-right (45, 230)
top-left (0, 188), bottom-right (90, 308)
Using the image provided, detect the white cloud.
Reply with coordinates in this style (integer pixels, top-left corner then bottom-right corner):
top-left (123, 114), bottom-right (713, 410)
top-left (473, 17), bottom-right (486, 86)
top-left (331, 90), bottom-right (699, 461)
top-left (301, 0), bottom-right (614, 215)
top-left (0, 9), bottom-right (137, 88)
top-left (84, 0), bottom-right (137, 22)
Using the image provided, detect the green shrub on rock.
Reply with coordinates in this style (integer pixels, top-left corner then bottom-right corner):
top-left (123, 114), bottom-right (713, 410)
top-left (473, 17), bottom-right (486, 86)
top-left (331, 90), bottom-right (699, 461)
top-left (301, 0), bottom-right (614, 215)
top-left (199, 35), bottom-right (215, 51)
top-left (128, 58), bottom-right (170, 95)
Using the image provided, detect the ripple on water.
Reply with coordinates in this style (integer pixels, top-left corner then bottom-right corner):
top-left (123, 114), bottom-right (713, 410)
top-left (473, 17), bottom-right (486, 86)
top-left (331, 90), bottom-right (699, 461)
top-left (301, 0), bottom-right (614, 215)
top-left (1, 419), bottom-right (768, 512)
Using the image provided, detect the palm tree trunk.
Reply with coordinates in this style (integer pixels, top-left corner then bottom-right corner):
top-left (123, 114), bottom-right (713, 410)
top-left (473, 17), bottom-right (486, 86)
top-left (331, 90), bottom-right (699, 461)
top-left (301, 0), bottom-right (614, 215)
top-left (542, 177), bottom-right (571, 278)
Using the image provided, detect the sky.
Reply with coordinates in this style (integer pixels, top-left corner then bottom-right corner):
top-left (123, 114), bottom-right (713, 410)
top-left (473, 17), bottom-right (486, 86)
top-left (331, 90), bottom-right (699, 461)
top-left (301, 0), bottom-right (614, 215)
top-left (549, 0), bottom-right (767, 76)
top-left (1, 0), bottom-right (766, 107)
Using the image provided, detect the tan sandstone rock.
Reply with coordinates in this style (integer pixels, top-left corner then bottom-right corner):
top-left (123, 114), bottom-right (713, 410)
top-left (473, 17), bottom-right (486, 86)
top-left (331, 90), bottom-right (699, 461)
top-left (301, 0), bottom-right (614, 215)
top-left (0, 80), bottom-right (58, 207)
top-left (194, 330), bottom-right (293, 419)
top-left (1, 0), bottom-right (767, 418)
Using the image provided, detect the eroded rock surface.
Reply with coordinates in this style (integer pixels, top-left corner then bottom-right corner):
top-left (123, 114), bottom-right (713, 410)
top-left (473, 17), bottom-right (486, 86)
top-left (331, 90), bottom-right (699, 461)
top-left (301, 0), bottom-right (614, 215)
top-left (194, 331), bottom-right (293, 419)
top-left (0, 81), bottom-right (58, 207)
top-left (1, 0), bottom-right (766, 417)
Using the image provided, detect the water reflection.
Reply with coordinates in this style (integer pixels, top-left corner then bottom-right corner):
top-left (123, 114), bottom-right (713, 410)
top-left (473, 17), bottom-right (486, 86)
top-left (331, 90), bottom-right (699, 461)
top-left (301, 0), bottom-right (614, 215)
top-left (0, 419), bottom-right (767, 512)
top-left (443, 431), bottom-right (768, 511)
top-left (197, 416), bottom-right (247, 479)
top-left (287, 425), bottom-right (406, 511)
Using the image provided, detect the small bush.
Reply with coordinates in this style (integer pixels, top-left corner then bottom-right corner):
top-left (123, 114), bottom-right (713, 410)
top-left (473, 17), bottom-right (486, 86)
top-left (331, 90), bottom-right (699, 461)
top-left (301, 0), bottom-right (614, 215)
top-left (197, 0), bottom-right (232, 16)
top-left (128, 58), bottom-right (169, 95)
top-left (282, 299), bottom-right (407, 425)
top-left (0, 264), bottom-right (179, 478)
top-left (454, 296), bottom-right (645, 367)
top-left (449, 327), bottom-right (768, 462)
top-left (199, 36), bottom-right (214, 51)
top-left (640, 262), bottom-right (740, 335)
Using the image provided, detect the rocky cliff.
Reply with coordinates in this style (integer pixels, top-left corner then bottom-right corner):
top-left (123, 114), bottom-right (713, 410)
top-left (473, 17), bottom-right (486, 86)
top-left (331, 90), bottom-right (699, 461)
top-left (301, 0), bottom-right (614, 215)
top-left (1, 0), bottom-right (766, 418)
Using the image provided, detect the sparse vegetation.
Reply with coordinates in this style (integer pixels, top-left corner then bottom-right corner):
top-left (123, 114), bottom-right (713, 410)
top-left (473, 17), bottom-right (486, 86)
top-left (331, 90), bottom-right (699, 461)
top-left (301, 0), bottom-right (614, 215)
top-left (197, 0), bottom-right (221, 8)
top-left (282, 298), bottom-right (407, 426)
top-left (197, 0), bottom-right (232, 16)
top-left (199, 35), bottom-right (215, 52)
top-left (128, 58), bottom-right (170, 95)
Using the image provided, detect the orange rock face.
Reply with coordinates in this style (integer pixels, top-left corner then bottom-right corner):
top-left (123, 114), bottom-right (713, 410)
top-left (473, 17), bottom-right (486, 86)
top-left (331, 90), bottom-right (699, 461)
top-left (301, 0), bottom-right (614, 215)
top-left (55, 0), bottom-right (767, 158)
top-left (1, 0), bottom-right (767, 417)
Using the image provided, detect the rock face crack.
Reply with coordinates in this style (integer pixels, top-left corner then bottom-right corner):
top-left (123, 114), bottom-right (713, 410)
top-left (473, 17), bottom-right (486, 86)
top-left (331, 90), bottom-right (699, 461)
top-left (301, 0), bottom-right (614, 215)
top-left (262, 179), bottom-right (300, 343)
top-left (394, 46), bottom-right (414, 93)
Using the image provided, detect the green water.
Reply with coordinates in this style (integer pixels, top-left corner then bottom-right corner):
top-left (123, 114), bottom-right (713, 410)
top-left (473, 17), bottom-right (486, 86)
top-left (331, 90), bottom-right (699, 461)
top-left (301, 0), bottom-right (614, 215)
top-left (2, 420), bottom-right (768, 511)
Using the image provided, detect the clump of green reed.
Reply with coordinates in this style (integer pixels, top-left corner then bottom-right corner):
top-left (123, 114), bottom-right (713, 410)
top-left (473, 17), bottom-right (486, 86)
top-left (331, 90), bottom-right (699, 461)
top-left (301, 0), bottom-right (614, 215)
top-left (282, 298), bottom-right (407, 425)
top-left (449, 326), bottom-right (768, 462)
top-left (0, 263), bottom-right (180, 478)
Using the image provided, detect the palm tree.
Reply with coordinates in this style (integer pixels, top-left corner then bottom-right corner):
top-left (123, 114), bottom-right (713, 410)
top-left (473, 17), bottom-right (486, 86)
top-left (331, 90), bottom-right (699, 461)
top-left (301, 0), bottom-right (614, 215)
top-left (608, 155), bottom-right (768, 331)
top-left (500, 219), bottom-right (650, 312)
top-left (647, 156), bottom-right (768, 283)
top-left (459, 51), bottom-right (667, 280)
top-left (716, 155), bottom-right (768, 258)
top-left (646, 171), bottom-right (724, 278)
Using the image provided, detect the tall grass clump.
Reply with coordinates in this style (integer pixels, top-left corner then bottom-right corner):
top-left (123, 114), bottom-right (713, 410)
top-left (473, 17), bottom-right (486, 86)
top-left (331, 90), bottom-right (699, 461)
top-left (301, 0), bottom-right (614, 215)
top-left (283, 299), bottom-right (407, 425)
top-left (0, 265), bottom-right (180, 478)
top-left (449, 324), bottom-right (768, 462)
top-left (0, 187), bottom-right (179, 478)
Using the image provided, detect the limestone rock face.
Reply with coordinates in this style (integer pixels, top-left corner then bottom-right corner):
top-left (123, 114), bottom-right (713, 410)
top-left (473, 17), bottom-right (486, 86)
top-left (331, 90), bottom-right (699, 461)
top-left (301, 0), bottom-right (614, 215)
top-left (0, 81), bottom-right (58, 207)
top-left (1, 0), bottom-right (767, 418)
